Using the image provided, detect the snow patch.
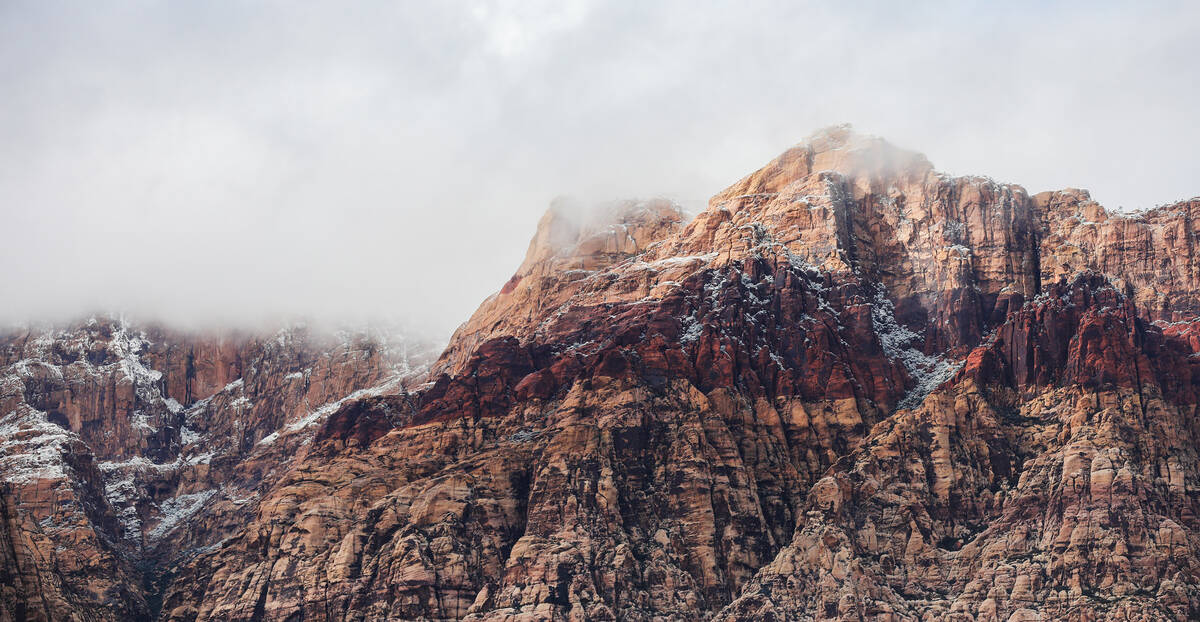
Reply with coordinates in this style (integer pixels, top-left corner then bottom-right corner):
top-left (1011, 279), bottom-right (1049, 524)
top-left (680, 313), bottom-right (704, 345)
top-left (148, 489), bottom-right (218, 541)
top-left (871, 284), bottom-right (963, 410)
top-left (180, 426), bottom-right (202, 446)
top-left (257, 376), bottom-right (404, 446)
top-left (0, 407), bottom-right (73, 484)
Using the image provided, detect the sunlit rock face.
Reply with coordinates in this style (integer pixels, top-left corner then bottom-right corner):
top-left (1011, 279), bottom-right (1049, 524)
top-left (5, 126), bottom-right (1200, 621)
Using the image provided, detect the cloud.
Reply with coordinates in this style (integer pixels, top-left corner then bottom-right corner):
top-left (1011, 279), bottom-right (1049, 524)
top-left (2, 1), bottom-right (1198, 333)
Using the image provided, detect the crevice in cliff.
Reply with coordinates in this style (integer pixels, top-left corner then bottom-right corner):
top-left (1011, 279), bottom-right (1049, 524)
top-left (0, 489), bottom-right (45, 622)
top-left (499, 463), bottom-right (534, 569)
top-left (249, 569), bottom-right (270, 622)
top-left (871, 283), bottom-right (963, 410)
top-left (1030, 217), bottom-right (1044, 298)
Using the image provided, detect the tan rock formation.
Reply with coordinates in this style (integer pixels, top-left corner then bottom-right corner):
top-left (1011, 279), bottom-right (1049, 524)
top-left (5, 126), bottom-right (1200, 621)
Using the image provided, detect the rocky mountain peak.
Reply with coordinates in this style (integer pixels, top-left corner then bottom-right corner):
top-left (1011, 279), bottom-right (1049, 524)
top-left (713, 124), bottom-right (935, 204)
top-left (5, 130), bottom-right (1200, 621)
top-left (513, 197), bottom-right (686, 279)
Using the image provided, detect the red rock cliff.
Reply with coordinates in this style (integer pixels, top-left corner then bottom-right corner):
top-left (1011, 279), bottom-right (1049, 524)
top-left (5, 126), bottom-right (1200, 621)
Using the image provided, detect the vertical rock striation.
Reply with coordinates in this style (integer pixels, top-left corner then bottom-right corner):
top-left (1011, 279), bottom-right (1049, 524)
top-left (4, 126), bottom-right (1200, 620)
top-left (0, 319), bottom-right (438, 620)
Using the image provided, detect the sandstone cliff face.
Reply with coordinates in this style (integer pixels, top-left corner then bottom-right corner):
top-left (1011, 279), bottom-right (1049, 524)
top-left (1035, 189), bottom-right (1200, 323)
top-left (5, 126), bottom-right (1200, 621)
top-left (0, 318), bottom-right (438, 621)
top-left (718, 274), bottom-right (1200, 621)
top-left (435, 197), bottom-right (689, 377)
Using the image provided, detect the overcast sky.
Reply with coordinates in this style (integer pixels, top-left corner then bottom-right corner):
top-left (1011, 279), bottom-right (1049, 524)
top-left (2, 1), bottom-right (1198, 334)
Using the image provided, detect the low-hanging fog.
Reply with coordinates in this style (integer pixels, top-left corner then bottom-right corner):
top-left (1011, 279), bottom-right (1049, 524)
top-left (3, 1), bottom-right (1198, 337)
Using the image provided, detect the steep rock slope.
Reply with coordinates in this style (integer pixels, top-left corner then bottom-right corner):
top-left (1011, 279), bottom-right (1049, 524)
top-left (6, 125), bottom-right (1200, 621)
top-left (0, 319), bottom-right (438, 621)
top-left (154, 127), bottom-right (1200, 621)
top-left (718, 275), bottom-right (1200, 620)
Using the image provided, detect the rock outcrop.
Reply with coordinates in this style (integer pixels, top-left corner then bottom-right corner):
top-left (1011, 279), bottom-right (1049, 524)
top-left (0, 318), bottom-right (438, 621)
top-left (4, 125), bottom-right (1200, 621)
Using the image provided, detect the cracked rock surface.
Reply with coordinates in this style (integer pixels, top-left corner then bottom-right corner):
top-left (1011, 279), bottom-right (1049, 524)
top-left (4, 126), bottom-right (1200, 620)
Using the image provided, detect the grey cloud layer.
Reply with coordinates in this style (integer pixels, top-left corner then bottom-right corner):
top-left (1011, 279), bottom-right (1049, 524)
top-left (2, 1), bottom-right (1198, 333)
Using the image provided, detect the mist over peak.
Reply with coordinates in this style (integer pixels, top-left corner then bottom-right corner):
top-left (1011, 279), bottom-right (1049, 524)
top-left (2, 1), bottom-right (1198, 335)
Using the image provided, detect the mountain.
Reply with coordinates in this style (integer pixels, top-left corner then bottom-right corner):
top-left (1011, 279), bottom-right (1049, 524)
top-left (0, 318), bottom-right (439, 621)
top-left (4, 125), bottom-right (1200, 620)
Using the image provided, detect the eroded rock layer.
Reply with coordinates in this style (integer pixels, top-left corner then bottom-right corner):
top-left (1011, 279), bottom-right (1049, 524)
top-left (0, 319), bottom-right (438, 621)
top-left (4, 126), bottom-right (1200, 621)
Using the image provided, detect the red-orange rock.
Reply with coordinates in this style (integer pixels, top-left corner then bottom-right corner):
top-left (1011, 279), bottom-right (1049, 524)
top-left (5, 126), bottom-right (1200, 621)
top-left (0, 318), bottom-right (437, 620)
